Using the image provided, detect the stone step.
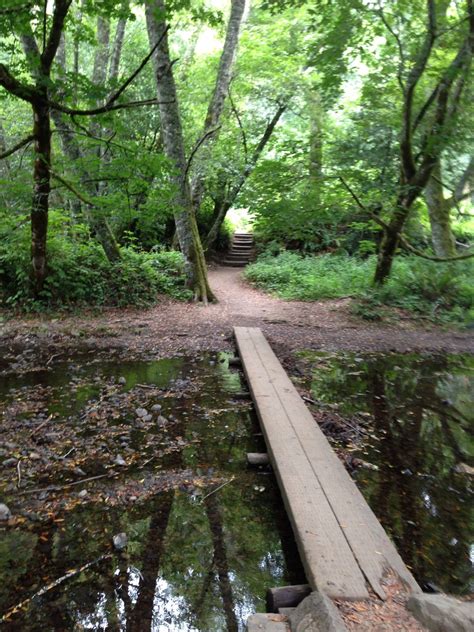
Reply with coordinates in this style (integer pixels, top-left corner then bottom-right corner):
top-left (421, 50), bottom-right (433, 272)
top-left (246, 613), bottom-right (290, 632)
top-left (222, 260), bottom-right (247, 267)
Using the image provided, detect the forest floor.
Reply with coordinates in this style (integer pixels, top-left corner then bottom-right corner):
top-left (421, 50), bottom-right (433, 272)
top-left (0, 265), bottom-right (473, 375)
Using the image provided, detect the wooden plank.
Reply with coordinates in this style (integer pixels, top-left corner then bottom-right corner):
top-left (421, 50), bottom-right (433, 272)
top-left (245, 328), bottom-right (420, 598)
top-left (235, 326), bottom-right (420, 601)
top-left (235, 327), bottom-right (369, 599)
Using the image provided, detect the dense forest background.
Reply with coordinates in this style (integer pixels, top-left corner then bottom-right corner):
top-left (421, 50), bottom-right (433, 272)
top-left (0, 0), bottom-right (473, 320)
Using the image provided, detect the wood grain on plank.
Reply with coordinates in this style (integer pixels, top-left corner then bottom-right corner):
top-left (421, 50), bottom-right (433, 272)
top-left (235, 327), bottom-right (369, 599)
top-left (235, 326), bottom-right (420, 600)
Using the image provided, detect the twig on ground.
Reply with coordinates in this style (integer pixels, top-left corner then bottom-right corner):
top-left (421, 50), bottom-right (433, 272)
top-left (46, 353), bottom-right (60, 366)
top-left (18, 472), bottom-right (115, 495)
top-left (29, 414), bottom-right (53, 437)
top-left (16, 459), bottom-right (22, 489)
top-left (60, 447), bottom-right (76, 459)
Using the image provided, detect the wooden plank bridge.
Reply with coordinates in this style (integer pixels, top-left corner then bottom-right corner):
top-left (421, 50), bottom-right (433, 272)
top-left (234, 326), bottom-right (420, 601)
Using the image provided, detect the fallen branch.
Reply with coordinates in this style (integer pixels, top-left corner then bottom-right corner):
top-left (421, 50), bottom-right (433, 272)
top-left (29, 414), bottom-right (53, 438)
top-left (18, 472), bottom-right (115, 495)
top-left (201, 476), bottom-right (235, 502)
top-left (16, 459), bottom-right (22, 489)
top-left (0, 554), bottom-right (112, 623)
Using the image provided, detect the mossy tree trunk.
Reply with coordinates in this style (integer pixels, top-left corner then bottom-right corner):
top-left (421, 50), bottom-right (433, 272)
top-left (425, 160), bottom-right (456, 257)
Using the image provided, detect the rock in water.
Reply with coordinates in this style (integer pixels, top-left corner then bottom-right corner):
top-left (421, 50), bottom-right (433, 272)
top-left (113, 532), bottom-right (128, 551)
top-left (454, 462), bottom-right (474, 476)
top-left (0, 503), bottom-right (12, 521)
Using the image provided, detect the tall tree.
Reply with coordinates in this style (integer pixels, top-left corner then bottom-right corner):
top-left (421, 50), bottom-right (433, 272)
top-left (0, 0), bottom-right (72, 294)
top-left (374, 0), bottom-right (474, 283)
top-left (146, 0), bottom-right (222, 303)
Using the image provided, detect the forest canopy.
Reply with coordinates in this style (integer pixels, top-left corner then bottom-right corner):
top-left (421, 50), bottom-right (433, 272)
top-left (0, 0), bottom-right (473, 318)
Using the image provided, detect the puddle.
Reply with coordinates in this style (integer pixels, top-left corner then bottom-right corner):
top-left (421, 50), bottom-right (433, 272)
top-left (303, 351), bottom-right (473, 596)
top-left (0, 354), bottom-right (305, 630)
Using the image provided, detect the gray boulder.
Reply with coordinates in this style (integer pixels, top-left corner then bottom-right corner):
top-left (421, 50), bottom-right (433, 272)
top-left (408, 593), bottom-right (474, 632)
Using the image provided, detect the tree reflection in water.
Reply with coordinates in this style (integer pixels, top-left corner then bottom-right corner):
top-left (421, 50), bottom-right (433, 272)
top-left (307, 352), bottom-right (473, 596)
top-left (0, 353), bottom-right (305, 631)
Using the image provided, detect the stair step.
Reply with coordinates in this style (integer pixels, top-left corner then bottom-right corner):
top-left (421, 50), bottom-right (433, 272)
top-left (226, 253), bottom-right (251, 259)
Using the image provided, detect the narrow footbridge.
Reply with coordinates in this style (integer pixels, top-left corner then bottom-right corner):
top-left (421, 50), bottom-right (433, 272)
top-left (234, 326), bottom-right (420, 601)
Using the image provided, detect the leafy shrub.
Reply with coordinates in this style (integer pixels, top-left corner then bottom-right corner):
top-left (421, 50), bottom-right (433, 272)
top-left (245, 251), bottom-right (473, 323)
top-left (0, 211), bottom-right (191, 310)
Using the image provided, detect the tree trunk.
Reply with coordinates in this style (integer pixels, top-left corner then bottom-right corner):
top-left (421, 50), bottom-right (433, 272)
top-left (145, 0), bottom-right (214, 303)
top-left (31, 98), bottom-right (51, 295)
top-left (308, 91), bottom-right (323, 206)
top-left (425, 161), bottom-right (456, 257)
top-left (108, 14), bottom-right (128, 84)
top-left (374, 204), bottom-right (409, 284)
top-left (190, 0), bottom-right (247, 212)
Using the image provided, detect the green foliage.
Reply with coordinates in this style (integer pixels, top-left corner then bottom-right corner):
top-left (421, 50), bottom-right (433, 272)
top-left (0, 211), bottom-right (190, 310)
top-left (245, 251), bottom-right (474, 324)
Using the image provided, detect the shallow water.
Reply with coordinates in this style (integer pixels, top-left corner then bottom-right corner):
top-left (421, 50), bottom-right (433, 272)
top-left (0, 354), bottom-right (305, 631)
top-left (304, 352), bottom-right (474, 596)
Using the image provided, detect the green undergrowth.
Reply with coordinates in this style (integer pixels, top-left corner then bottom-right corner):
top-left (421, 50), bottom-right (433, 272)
top-left (245, 251), bottom-right (474, 325)
top-left (0, 214), bottom-right (191, 311)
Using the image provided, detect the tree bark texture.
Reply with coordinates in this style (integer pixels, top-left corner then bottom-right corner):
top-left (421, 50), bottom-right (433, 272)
top-left (31, 98), bottom-right (51, 294)
top-left (146, 0), bottom-right (214, 302)
top-left (308, 91), bottom-right (323, 206)
top-left (425, 161), bottom-right (456, 257)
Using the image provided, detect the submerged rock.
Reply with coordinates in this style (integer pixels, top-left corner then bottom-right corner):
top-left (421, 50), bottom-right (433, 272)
top-left (114, 454), bottom-right (126, 466)
top-left (454, 463), bottom-right (474, 476)
top-left (113, 532), bottom-right (128, 551)
top-left (0, 503), bottom-right (12, 521)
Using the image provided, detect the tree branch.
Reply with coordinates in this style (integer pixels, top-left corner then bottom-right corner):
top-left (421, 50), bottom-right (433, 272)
top-left (338, 177), bottom-right (473, 262)
top-left (48, 97), bottom-right (172, 116)
top-left (42, 0), bottom-right (73, 73)
top-left (0, 134), bottom-right (35, 160)
top-left (51, 171), bottom-right (97, 207)
top-left (400, 0), bottom-right (437, 179)
top-left (0, 64), bottom-right (38, 103)
top-left (185, 126), bottom-right (221, 180)
top-left (399, 235), bottom-right (473, 261)
top-left (338, 176), bottom-right (389, 230)
top-left (228, 85), bottom-right (248, 161)
top-left (46, 26), bottom-right (170, 117)
top-left (377, 4), bottom-right (406, 91)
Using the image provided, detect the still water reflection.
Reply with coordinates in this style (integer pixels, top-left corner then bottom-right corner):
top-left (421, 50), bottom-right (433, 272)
top-left (305, 352), bottom-right (473, 596)
top-left (0, 355), bottom-right (304, 631)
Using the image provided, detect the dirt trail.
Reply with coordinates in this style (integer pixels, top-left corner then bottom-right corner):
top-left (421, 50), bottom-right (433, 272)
top-left (0, 266), bottom-right (472, 374)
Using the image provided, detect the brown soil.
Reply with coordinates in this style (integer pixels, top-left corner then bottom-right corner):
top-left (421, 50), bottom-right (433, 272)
top-left (0, 266), bottom-right (472, 375)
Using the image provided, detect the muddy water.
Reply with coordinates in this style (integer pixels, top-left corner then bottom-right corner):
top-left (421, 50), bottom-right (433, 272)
top-left (303, 352), bottom-right (473, 596)
top-left (0, 354), bottom-right (305, 631)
